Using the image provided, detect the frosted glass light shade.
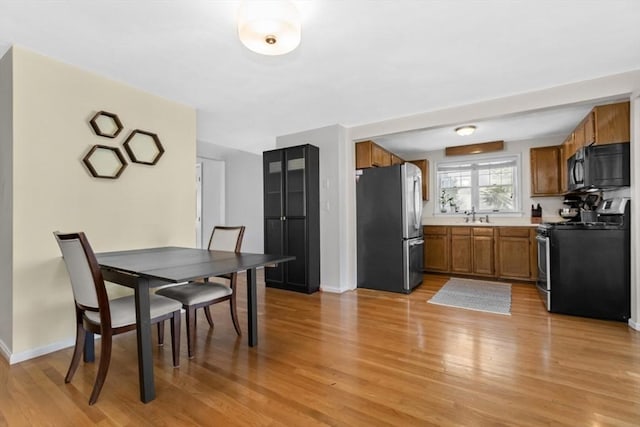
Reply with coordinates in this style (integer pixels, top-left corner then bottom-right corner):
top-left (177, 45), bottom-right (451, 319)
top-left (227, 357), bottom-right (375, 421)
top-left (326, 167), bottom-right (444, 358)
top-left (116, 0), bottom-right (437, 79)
top-left (238, 0), bottom-right (301, 55)
top-left (455, 125), bottom-right (476, 136)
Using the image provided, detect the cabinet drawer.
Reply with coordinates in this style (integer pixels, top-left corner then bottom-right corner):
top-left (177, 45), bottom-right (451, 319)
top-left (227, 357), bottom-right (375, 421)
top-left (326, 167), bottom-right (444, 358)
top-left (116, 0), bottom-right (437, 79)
top-left (451, 227), bottom-right (471, 236)
top-left (472, 227), bottom-right (494, 236)
top-left (424, 226), bottom-right (448, 235)
top-left (498, 227), bottom-right (530, 238)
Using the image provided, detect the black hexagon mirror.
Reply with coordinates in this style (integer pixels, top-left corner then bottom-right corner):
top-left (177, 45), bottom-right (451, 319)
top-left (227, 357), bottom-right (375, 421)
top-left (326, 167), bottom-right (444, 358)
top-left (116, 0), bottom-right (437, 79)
top-left (123, 130), bottom-right (165, 165)
top-left (89, 111), bottom-right (123, 138)
top-left (83, 145), bottom-right (128, 179)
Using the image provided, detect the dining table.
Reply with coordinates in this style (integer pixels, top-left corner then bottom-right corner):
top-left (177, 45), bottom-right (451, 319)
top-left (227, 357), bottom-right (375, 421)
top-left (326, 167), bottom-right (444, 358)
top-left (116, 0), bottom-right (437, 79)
top-left (90, 246), bottom-right (294, 403)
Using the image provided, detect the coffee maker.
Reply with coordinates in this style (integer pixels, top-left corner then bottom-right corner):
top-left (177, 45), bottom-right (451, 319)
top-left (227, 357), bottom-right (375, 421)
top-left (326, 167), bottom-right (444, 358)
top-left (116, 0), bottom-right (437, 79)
top-left (559, 195), bottom-right (581, 222)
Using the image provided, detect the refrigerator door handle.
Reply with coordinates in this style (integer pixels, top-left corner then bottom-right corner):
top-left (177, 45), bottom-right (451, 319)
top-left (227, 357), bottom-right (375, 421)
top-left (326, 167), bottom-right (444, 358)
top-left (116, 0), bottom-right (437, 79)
top-left (413, 176), bottom-right (422, 230)
top-left (409, 238), bottom-right (424, 246)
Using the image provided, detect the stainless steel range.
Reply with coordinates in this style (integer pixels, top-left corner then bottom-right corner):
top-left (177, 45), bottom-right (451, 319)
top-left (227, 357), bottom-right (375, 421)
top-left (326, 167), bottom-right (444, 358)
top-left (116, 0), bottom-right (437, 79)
top-left (536, 197), bottom-right (630, 321)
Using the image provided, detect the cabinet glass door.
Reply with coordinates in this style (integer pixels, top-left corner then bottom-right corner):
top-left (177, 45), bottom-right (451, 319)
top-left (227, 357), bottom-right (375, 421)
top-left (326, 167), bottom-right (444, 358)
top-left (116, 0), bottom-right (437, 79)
top-left (285, 146), bottom-right (306, 217)
top-left (264, 150), bottom-right (283, 218)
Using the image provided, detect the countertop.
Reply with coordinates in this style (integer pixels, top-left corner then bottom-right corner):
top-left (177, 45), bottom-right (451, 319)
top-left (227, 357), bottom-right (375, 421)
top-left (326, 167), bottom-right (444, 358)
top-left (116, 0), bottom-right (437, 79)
top-left (422, 217), bottom-right (559, 228)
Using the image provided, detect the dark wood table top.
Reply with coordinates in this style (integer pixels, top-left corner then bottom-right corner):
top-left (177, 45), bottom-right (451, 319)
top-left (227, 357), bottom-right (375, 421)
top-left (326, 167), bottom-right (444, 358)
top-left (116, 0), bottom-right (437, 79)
top-left (96, 246), bottom-right (294, 284)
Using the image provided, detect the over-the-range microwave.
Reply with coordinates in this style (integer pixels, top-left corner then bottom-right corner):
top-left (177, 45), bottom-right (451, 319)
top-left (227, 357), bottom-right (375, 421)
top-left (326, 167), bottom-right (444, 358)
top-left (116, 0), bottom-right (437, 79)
top-left (568, 142), bottom-right (630, 192)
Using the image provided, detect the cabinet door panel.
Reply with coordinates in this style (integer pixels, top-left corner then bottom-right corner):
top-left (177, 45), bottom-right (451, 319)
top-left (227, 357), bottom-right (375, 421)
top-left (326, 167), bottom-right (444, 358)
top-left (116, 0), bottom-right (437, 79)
top-left (424, 235), bottom-right (449, 272)
top-left (497, 237), bottom-right (530, 279)
top-left (285, 218), bottom-right (307, 288)
top-left (264, 219), bottom-right (284, 284)
top-left (530, 146), bottom-right (561, 196)
top-left (285, 146), bottom-right (306, 217)
top-left (450, 235), bottom-right (472, 273)
top-left (472, 236), bottom-right (494, 276)
top-left (264, 150), bottom-right (284, 217)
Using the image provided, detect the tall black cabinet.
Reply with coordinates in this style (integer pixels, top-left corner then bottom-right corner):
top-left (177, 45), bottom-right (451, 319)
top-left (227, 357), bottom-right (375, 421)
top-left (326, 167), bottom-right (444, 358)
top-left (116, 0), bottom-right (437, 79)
top-left (263, 144), bottom-right (320, 293)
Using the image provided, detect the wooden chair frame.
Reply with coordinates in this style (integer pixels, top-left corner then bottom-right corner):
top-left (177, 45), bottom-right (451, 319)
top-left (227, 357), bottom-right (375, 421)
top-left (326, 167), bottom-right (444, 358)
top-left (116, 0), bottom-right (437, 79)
top-left (55, 232), bottom-right (181, 405)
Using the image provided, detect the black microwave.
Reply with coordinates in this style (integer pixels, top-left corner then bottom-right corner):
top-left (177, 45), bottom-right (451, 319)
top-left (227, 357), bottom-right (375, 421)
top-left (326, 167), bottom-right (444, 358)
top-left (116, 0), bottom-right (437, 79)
top-left (568, 142), bottom-right (630, 192)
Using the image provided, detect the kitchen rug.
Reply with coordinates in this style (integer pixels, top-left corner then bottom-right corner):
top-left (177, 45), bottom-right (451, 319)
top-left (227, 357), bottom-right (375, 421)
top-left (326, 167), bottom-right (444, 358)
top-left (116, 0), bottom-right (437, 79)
top-left (428, 278), bottom-right (512, 315)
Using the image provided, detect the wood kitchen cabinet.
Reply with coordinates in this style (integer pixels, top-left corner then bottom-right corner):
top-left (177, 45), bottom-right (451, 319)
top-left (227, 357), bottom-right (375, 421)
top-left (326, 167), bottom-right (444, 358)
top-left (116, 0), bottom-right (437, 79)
top-left (471, 227), bottom-right (495, 276)
top-left (530, 145), bottom-right (562, 196)
top-left (409, 159), bottom-right (429, 201)
top-left (356, 140), bottom-right (392, 169)
top-left (559, 101), bottom-right (629, 159)
top-left (450, 227), bottom-right (472, 274)
top-left (559, 142), bottom-right (569, 193)
top-left (424, 226), bottom-right (449, 272)
top-left (590, 101), bottom-right (630, 146)
top-left (496, 227), bottom-right (537, 280)
top-left (390, 154), bottom-right (404, 165)
top-left (423, 225), bottom-right (537, 281)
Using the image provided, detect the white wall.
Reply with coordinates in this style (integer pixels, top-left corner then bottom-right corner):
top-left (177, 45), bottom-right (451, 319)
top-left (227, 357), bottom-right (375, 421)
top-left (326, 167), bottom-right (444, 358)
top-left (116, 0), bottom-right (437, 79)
top-left (198, 157), bottom-right (225, 248)
top-left (276, 124), bottom-right (355, 292)
top-left (197, 141), bottom-right (264, 253)
top-left (414, 135), bottom-right (566, 225)
top-left (223, 150), bottom-right (264, 253)
top-left (6, 46), bottom-right (196, 362)
top-left (0, 48), bottom-right (13, 358)
top-left (631, 94), bottom-right (640, 330)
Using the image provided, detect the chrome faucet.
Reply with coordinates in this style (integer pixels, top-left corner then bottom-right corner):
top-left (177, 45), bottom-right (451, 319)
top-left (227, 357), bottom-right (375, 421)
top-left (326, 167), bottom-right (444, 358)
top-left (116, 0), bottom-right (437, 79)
top-left (464, 206), bottom-right (476, 223)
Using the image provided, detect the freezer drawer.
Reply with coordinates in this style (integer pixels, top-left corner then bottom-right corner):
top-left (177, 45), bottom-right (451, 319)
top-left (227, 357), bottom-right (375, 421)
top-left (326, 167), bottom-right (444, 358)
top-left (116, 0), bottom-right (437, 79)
top-left (404, 237), bottom-right (424, 293)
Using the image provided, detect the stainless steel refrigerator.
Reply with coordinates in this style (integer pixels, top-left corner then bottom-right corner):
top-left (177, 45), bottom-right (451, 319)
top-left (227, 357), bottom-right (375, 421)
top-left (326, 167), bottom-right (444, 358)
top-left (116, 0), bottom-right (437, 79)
top-left (356, 163), bottom-right (424, 293)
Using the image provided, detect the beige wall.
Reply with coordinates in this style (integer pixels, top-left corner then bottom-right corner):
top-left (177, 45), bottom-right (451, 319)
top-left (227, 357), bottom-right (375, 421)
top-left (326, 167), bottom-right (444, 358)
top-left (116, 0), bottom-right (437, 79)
top-left (7, 47), bottom-right (196, 359)
top-left (0, 48), bottom-right (14, 356)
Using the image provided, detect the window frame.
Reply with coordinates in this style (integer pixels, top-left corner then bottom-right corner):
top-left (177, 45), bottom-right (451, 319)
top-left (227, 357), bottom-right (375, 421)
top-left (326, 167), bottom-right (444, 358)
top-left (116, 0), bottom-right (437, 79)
top-left (435, 153), bottom-right (522, 215)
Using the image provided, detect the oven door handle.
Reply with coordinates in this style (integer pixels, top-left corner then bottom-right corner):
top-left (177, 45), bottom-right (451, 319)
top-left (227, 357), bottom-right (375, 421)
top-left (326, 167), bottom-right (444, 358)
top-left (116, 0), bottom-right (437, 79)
top-left (536, 235), bottom-right (547, 244)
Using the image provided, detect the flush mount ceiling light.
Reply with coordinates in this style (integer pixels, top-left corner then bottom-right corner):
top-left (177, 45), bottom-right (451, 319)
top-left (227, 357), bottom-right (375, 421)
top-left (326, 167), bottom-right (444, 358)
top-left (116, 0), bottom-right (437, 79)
top-left (455, 125), bottom-right (477, 136)
top-left (238, 0), bottom-right (301, 56)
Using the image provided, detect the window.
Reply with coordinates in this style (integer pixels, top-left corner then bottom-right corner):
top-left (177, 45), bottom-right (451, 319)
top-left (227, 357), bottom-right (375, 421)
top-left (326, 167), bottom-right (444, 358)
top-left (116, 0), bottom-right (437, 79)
top-left (437, 155), bottom-right (520, 214)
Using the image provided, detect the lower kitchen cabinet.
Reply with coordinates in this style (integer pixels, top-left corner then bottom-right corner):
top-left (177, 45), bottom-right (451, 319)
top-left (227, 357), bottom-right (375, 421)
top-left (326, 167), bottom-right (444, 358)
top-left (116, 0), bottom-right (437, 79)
top-left (496, 227), bottom-right (538, 280)
top-left (450, 227), bottom-right (472, 273)
top-left (423, 225), bottom-right (537, 281)
top-left (472, 227), bottom-right (495, 276)
top-left (424, 226), bottom-right (449, 272)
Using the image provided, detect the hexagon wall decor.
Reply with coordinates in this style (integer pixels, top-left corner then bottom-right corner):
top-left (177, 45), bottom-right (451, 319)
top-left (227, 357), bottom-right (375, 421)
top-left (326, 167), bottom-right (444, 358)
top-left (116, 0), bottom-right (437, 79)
top-left (83, 145), bottom-right (128, 179)
top-left (123, 130), bottom-right (165, 165)
top-left (89, 111), bottom-right (123, 138)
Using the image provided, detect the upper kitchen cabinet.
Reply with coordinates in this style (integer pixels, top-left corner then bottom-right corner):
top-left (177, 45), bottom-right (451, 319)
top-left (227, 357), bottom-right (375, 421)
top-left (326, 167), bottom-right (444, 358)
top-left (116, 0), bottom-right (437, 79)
top-left (356, 140), bottom-right (392, 168)
top-left (409, 159), bottom-right (429, 201)
top-left (263, 144), bottom-right (320, 294)
top-left (563, 101), bottom-right (630, 159)
top-left (390, 153), bottom-right (404, 165)
top-left (589, 101), bottom-right (630, 146)
top-left (530, 145), bottom-right (562, 196)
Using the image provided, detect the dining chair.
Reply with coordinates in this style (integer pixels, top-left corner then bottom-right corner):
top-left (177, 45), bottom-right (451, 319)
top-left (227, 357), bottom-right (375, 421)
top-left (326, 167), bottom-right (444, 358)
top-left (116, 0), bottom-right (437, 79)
top-left (54, 231), bottom-right (182, 405)
top-left (156, 225), bottom-right (245, 358)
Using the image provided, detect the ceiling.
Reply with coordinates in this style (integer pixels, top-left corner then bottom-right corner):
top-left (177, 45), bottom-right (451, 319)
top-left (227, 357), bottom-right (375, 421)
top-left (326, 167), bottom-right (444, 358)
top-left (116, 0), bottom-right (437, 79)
top-left (1, 0), bottom-right (639, 154)
top-left (374, 98), bottom-right (621, 158)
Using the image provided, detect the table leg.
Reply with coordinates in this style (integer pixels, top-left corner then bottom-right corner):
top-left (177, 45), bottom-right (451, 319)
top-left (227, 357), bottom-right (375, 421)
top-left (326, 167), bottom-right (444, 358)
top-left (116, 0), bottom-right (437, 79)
top-left (246, 267), bottom-right (258, 347)
top-left (134, 277), bottom-right (155, 403)
top-left (83, 331), bottom-right (95, 363)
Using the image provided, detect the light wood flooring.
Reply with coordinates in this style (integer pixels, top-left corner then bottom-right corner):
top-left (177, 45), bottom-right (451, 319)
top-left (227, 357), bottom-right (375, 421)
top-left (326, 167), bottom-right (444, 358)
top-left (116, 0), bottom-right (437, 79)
top-left (2, 272), bottom-right (640, 426)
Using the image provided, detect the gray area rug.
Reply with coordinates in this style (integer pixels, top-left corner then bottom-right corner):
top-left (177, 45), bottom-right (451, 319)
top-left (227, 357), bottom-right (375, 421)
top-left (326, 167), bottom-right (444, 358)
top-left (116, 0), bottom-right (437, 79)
top-left (428, 278), bottom-right (512, 315)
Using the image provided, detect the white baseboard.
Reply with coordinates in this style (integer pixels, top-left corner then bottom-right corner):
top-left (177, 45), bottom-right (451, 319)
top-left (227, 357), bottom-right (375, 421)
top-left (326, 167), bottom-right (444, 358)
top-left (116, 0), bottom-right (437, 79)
top-left (629, 318), bottom-right (640, 331)
top-left (320, 284), bottom-right (353, 293)
top-left (7, 338), bottom-right (75, 365)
